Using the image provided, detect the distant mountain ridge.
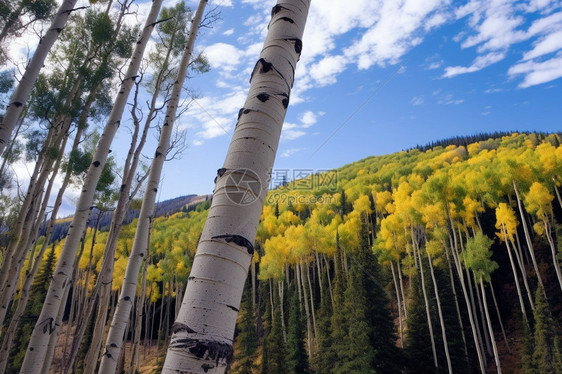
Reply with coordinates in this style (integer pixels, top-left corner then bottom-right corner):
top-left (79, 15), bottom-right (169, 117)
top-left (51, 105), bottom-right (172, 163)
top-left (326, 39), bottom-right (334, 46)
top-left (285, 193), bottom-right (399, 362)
top-left (42, 194), bottom-right (210, 244)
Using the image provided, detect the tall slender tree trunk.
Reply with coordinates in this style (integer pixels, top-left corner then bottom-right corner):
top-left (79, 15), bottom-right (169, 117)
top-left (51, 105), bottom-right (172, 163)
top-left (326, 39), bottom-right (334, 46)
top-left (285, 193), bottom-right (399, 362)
top-left (163, 2), bottom-right (310, 372)
top-left (0, 0), bottom-right (79, 154)
top-left (427, 252), bottom-right (453, 374)
top-left (413, 236), bottom-right (438, 370)
top-left (19, 2), bottom-right (163, 370)
top-left (543, 219), bottom-right (562, 291)
top-left (490, 280), bottom-right (509, 353)
top-left (480, 280), bottom-right (502, 373)
top-left (390, 261), bottom-right (404, 346)
top-left (448, 220), bottom-right (486, 373)
top-left (99, 2), bottom-right (206, 372)
top-left (502, 225), bottom-right (528, 324)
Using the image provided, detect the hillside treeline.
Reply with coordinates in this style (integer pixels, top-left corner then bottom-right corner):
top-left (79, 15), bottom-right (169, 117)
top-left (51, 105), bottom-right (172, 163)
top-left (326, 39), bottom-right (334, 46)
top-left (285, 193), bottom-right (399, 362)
top-left (5, 131), bottom-right (561, 373)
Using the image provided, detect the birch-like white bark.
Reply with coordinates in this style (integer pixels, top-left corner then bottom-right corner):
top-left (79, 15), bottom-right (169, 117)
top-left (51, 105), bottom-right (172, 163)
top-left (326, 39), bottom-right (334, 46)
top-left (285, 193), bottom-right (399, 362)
top-left (480, 281), bottom-right (502, 374)
top-left (0, 0), bottom-right (79, 155)
top-left (19, 2), bottom-right (163, 370)
top-left (98, 2), bottom-right (207, 373)
top-left (163, 1), bottom-right (310, 372)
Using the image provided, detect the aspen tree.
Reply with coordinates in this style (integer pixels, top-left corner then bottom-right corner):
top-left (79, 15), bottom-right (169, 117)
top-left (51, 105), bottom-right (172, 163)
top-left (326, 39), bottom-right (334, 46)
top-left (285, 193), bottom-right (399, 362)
top-left (19, 1), bottom-right (164, 370)
top-left (163, 2), bottom-right (310, 372)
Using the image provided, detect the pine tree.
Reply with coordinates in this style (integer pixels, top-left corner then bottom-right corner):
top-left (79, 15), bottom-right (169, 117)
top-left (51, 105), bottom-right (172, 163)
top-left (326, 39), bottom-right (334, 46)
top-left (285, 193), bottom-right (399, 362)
top-left (520, 316), bottom-right (536, 374)
top-left (7, 245), bottom-right (56, 373)
top-left (339, 245), bottom-right (375, 374)
top-left (532, 286), bottom-right (562, 374)
top-left (266, 289), bottom-right (287, 374)
top-left (286, 284), bottom-right (309, 374)
top-left (330, 233), bottom-right (348, 373)
top-left (404, 270), bottom-right (436, 374)
top-left (360, 217), bottom-right (403, 373)
top-left (313, 270), bottom-right (333, 374)
top-left (231, 281), bottom-right (258, 374)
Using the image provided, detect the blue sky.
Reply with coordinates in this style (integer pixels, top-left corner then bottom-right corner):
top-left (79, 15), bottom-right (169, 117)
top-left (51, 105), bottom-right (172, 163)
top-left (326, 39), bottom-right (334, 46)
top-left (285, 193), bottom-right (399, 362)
top-left (6, 0), bottom-right (562, 214)
top-left (151, 0), bottom-right (561, 201)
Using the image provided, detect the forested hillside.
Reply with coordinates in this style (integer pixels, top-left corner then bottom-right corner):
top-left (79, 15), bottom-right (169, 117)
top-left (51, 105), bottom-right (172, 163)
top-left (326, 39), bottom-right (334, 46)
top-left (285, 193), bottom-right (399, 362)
top-left (4, 131), bottom-right (561, 373)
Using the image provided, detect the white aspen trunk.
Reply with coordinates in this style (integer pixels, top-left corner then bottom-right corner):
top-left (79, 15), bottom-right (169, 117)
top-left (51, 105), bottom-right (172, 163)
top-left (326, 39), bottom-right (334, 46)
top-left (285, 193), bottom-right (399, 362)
top-left (299, 262), bottom-right (313, 355)
top-left (82, 101), bottom-right (152, 374)
top-left (553, 177), bottom-right (562, 209)
top-left (278, 280), bottom-right (287, 343)
top-left (0, 120), bottom-right (82, 372)
top-left (314, 251), bottom-right (323, 304)
top-left (19, 1), bottom-right (163, 370)
top-left (446, 230), bottom-right (469, 363)
top-left (99, 2), bottom-right (206, 372)
top-left (323, 254), bottom-right (334, 304)
top-left (0, 0), bottom-right (79, 155)
top-left (470, 266), bottom-right (492, 356)
top-left (510, 236), bottom-right (535, 310)
top-left (390, 261), bottom-right (403, 346)
top-left (129, 259), bottom-right (148, 374)
top-left (163, 2), bottom-right (310, 372)
top-left (427, 252), bottom-right (453, 374)
top-left (414, 238), bottom-right (439, 369)
top-left (489, 280), bottom-right (510, 353)
top-left (448, 221), bottom-right (486, 373)
top-left (41, 276), bottom-right (72, 374)
top-left (502, 225), bottom-right (528, 324)
top-left (480, 280), bottom-right (502, 374)
top-left (397, 259), bottom-right (408, 319)
top-left (305, 263), bottom-right (318, 353)
top-left (543, 219), bottom-right (562, 291)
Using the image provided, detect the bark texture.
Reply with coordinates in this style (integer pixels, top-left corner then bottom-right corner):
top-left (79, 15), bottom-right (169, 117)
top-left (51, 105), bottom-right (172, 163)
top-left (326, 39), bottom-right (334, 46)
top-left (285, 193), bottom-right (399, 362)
top-left (98, 1), bottom-right (207, 373)
top-left (163, 1), bottom-right (310, 373)
top-left (0, 0), bottom-right (78, 155)
top-left (18, 2), bottom-right (163, 371)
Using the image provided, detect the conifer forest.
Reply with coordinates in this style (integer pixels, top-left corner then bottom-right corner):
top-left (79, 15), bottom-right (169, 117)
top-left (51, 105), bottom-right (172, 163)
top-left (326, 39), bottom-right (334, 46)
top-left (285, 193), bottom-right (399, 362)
top-left (1, 0), bottom-right (562, 373)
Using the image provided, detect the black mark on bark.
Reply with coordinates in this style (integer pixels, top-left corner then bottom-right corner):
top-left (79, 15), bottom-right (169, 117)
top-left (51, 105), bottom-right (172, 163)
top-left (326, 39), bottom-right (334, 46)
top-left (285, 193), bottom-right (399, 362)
top-left (271, 4), bottom-right (288, 17)
top-left (226, 305), bottom-right (239, 312)
top-left (257, 93), bottom-right (270, 102)
top-left (93, 161), bottom-right (100, 167)
top-left (211, 235), bottom-right (254, 255)
top-left (172, 322), bottom-right (196, 334)
top-left (169, 338), bottom-right (233, 367)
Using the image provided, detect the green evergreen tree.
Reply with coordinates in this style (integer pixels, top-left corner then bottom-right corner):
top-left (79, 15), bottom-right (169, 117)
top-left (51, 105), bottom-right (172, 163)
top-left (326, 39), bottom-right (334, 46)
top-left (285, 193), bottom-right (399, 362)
top-left (232, 281), bottom-right (258, 374)
top-left (7, 244), bottom-right (56, 373)
top-left (359, 217), bottom-right (402, 373)
top-left (286, 284), bottom-right (309, 374)
top-left (330, 232), bottom-right (349, 373)
top-left (313, 270), bottom-right (333, 374)
top-left (532, 286), bottom-right (562, 374)
top-left (520, 316), bottom-right (536, 374)
top-left (338, 244), bottom-right (375, 374)
top-left (261, 283), bottom-right (286, 374)
top-left (404, 270), bottom-right (436, 374)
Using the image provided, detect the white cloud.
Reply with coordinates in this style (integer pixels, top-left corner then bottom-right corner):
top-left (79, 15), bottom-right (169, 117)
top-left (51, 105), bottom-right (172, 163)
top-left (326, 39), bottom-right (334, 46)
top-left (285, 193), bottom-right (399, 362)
top-left (443, 52), bottom-right (506, 78)
top-left (343, 0), bottom-right (449, 69)
top-left (310, 55), bottom-right (347, 86)
top-left (223, 28), bottom-right (235, 36)
top-left (522, 30), bottom-right (562, 60)
top-left (508, 52), bottom-right (562, 87)
top-left (196, 117), bottom-right (233, 139)
top-left (411, 96), bottom-right (424, 106)
top-left (427, 61), bottom-right (443, 70)
top-left (203, 43), bottom-right (244, 72)
top-left (300, 111), bottom-right (319, 128)
top-left (437, 93), bottom-right (464, 105)
top-left (281, 125), bottom-right (306, 142)
top-left (447, 1), bottom-right (562, 87)
top-left (281, 148), bottom-right (301, 158)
